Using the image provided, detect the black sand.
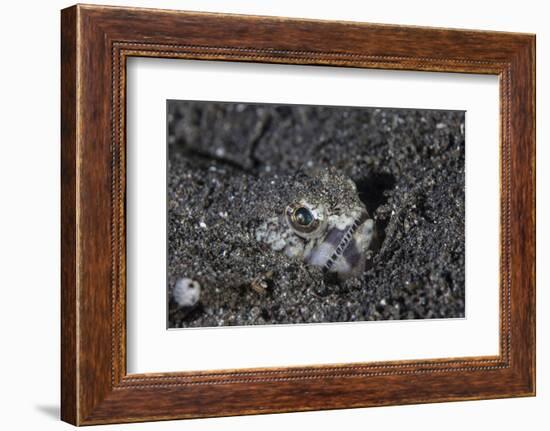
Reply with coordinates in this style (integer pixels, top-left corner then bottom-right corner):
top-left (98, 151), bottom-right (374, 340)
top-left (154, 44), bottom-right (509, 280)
top-left (167, 101), bottom-right (465, 328)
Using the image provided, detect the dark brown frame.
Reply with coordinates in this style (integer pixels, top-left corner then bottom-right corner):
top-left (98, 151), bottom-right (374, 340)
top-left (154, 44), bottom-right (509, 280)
top-left (61, 4), bottom-right (536, 426)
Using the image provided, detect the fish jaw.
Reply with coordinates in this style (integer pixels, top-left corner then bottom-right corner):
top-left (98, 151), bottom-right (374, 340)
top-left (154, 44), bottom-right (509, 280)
top-left (306, 214), bottom-right (373, 276)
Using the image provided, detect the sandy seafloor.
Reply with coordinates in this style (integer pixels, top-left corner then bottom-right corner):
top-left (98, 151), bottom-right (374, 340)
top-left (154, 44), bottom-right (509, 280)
top-left (167, 101), bottom-right (465, 328)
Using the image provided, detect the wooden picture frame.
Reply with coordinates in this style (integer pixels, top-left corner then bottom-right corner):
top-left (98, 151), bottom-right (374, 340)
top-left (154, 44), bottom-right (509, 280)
top-left (61, 4), bottom-right (535, 425)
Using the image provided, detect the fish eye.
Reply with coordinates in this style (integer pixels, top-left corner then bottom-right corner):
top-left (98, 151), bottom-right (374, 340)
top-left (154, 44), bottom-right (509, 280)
top-left (294, 207), bottom-right (314, 226)
top-left (285, 202), bottom-right (326, 238)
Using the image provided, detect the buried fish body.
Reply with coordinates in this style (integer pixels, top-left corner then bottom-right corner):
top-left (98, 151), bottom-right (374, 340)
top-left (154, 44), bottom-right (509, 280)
top-left (170, 166), bottom-right (376, 317)
top-left (255, 169), bottom-right (375, 278)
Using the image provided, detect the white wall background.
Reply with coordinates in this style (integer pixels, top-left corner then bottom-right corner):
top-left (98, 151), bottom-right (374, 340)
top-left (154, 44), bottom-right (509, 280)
top-left (0, 0), bottom-right (546, 429)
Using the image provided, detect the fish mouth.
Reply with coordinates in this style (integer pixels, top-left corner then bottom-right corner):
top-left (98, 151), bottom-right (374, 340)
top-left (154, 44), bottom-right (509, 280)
top-left (323, 212), bottom-right (368, 272)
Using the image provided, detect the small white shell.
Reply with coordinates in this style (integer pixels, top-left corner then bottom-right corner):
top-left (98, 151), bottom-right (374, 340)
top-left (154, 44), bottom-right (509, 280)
top-left (173, 278), bottom-right (201, 307)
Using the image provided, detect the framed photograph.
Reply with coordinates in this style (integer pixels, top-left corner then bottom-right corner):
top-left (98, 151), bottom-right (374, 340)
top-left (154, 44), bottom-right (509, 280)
top-left (61, 4), bottom-right (535, 425)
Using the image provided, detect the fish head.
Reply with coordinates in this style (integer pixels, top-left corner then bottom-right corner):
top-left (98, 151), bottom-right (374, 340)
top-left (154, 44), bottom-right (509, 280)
top-left (255, 169), bottom-right (374, 277)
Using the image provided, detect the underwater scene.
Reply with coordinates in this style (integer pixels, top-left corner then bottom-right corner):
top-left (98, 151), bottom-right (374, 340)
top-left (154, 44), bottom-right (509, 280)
top-left (167, 101), bottom-right (465, 328)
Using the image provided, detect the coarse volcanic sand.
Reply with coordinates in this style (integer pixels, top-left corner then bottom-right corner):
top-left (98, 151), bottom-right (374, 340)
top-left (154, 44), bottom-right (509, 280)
top-left (167, 101), bottom-right (465, 328)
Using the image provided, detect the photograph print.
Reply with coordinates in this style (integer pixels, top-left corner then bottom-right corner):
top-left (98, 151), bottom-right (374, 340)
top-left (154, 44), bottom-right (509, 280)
top-left (167, 100), bottom-right (465, 328)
